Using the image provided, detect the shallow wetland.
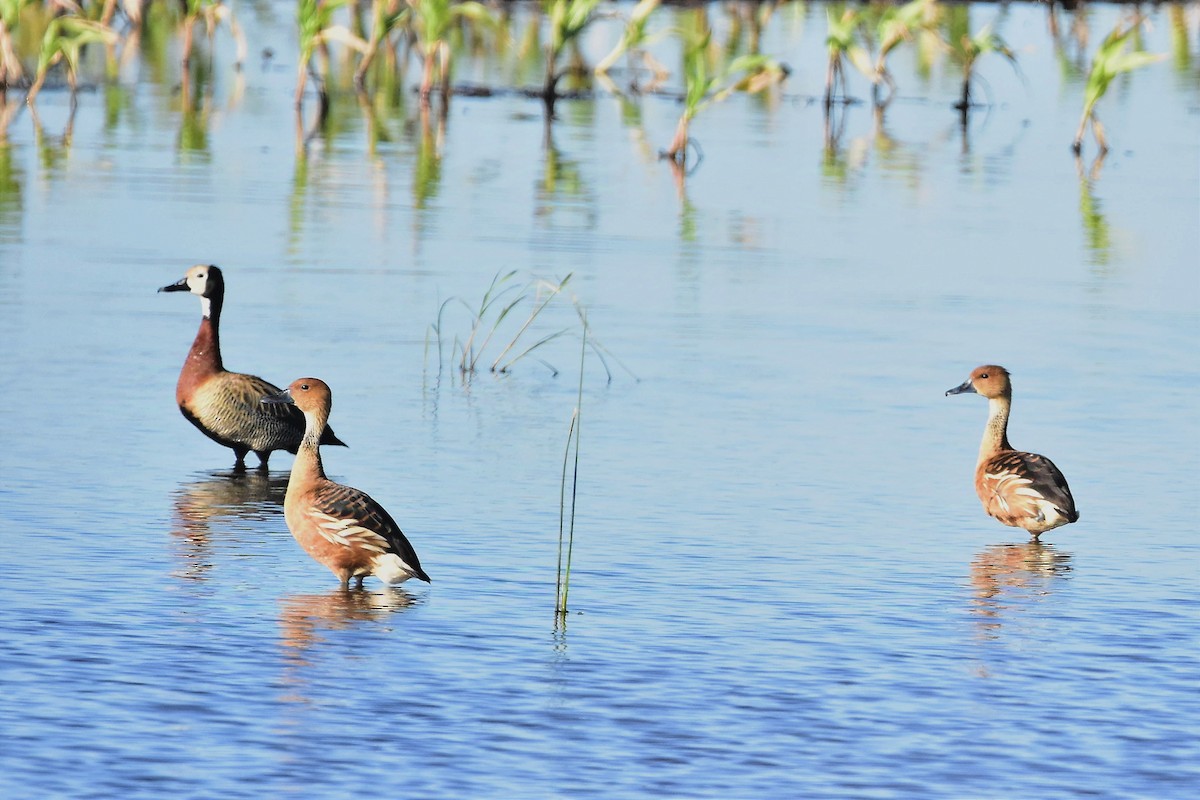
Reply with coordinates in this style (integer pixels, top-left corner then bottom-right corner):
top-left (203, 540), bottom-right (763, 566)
top-left (1, 1), bottom-right (1198, 797)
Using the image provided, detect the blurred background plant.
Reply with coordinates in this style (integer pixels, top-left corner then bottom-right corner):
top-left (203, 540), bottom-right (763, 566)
top-left (295, 0), bottom-right (364, 115)
top-left (593, 0), bottom-right (666, 94)
top-left (1073, 15), bottom-right (1165, 155)
top-left (542, 0), bottom-right (602, 113)
top-left (865, 0), bottom-right (938, 108)
top-left (26, 10), bottom-right (117, 106)
top-left (354, 0), bottom-right (408, 91)
top-left (407, 0), bottom-right (497, 107)
top-left (823, 4), bottom-right (870, 111)
top-left (662, 7), bottom-right (786, 168)
top-left (0, 0), bottom-right (35, 96)
top-left (0, 0), bottom-right (1183, 169)
top-left (944, 14), bottom-right (1019, 120)
top-left (181, 0), bottom-right (244, 71)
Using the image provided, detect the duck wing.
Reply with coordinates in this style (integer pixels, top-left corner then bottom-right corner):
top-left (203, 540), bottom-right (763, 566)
top-left (241, 373), bottom-right (344, 446)
top-left (196, 372), bottom-right (344, 451)
top-left (308, 482), bottom-right (430, 582)
top-left (980, 451), bottom-right (1079, 523)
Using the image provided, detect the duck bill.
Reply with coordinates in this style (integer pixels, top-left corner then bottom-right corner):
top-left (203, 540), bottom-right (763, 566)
top-left (159, 278), bottom-right (189, 293)
top-left (261, 389), bottom-right (295, 406)
top-left (945, 379), bottom-right (977, 397)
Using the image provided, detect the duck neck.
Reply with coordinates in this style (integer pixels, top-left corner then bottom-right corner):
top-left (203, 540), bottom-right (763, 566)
top-left (978, 395), bottom-right (1013, 463)
top-left (177, 296), bottom-right (224, 401)
top-left (289, 414), bottom-right (329, 488)
top-left (192, 294), bottom-right (225, 363)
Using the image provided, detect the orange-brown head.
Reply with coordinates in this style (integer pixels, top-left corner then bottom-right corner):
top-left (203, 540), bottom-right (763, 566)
top-left (262, 377), bottom-right (333, 417)
top-left (946, 365), bottom-right (1012, 400)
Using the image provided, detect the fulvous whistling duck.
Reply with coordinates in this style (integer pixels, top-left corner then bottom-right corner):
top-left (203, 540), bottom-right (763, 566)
top-left (262, 378), bottom-right (431, 588)
top-left (160, 265), bottom-right (345, 470)
top-left (947, 365), bottom-right (1079, 538)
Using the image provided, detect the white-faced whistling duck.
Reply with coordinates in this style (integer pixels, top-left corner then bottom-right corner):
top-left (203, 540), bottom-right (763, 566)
top-left (160, 265), bottom-right (346, 470)
top-left (262, 378), bottom-right (430, 588)
top-left (946, 365), bottom-right (1079, 538)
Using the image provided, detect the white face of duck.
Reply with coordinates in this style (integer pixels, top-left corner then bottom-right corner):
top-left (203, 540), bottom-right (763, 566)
top-left (184, 265), bottom-right (214, 296)
top-left (186, 266), bottom-right (215, 317)
top-left (160, 264), bottom-right (223, 318)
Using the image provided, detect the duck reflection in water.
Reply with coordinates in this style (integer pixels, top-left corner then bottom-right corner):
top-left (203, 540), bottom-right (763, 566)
top-left (168, 469), bottom-right (288, 580)
top-left (970, 541), bottom-right (1072, 638)
top-left (278, 588), bottom-right (416, 664)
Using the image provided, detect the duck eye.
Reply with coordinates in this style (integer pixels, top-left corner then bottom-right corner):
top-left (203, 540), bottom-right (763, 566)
top-left (979, 373), bottom-right (988, 379)
top-left (300, 384), bottom-right (309, 391)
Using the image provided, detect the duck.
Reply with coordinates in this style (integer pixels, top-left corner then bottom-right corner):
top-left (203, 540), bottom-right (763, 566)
top-left (263, 377), bottom-right (430, 588)
top-left (946, 365), bottom-right (1079, 537)
top-left (160, 264), bottom-right (345, 470)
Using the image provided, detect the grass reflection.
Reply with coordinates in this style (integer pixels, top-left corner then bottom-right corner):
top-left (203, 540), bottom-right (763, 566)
top-left (1168, 4), bottom-right (1192, 75)
top-left (29, 100), bottom-right (75, 176)
top-left (536, 124), bottom-right (594, 227)
top-left (1076, 153), bottom-right (1111, 266)
top-left (0, 138), bottom-right (21, 237)
top-left (822, 104), bottom-right (925, 192)
top-left (178, 62), bottom-right (214, 155)
top-left (413, 104), bottom-right (445, 208)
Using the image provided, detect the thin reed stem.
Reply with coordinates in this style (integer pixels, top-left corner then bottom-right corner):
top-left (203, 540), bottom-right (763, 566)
top-left (491, 274), bottom-right (572, 372)
top-left (556, 311), bottom-right (587, 619)
top-left (556, 408), bottom-right (578, 615)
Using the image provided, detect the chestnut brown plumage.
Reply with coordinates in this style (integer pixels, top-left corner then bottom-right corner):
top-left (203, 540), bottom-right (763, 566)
top-left (263, 378), bottom-right (430, 588)
top-left (160, 265), bottom-right (345, 469)
top-left (946, 365), bottom-right (1079, 537)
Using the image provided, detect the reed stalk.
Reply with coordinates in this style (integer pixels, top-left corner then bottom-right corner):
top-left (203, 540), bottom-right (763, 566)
top-left (489, 274), bottom-right (571, 372)
top-left (555, 309), bottom-right (586, 620)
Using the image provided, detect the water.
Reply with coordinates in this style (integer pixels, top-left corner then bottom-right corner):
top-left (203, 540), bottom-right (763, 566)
top-left (2, 2), bottom-right (1198, 797)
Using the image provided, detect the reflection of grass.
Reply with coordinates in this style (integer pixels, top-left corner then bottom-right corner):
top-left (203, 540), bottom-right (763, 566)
top-left (178, 56), bottom-right (214, 153)
top-left (1167, 5), bottom-right (1190, 74)
top-left (0, 139), bottom-right (21, 232)
top-left (1077, 161), bottom-right (1111, 265)
top-left (413, 107), bottom-right (443, 207)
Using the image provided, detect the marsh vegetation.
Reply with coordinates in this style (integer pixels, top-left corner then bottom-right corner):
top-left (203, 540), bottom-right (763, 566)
top-left (1, 3), bottom-right (1196, 798)
top-left (0, 0), bottom-right (1181, 164)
